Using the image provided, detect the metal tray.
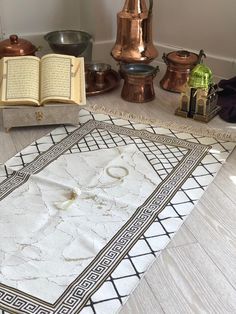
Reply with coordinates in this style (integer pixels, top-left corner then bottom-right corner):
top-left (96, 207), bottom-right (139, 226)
top-left (86, 69), bottom-right (121, 96)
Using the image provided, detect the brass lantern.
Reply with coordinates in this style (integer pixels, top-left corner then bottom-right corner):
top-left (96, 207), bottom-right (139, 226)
top-left (176, 63), bottom-right (220, 122)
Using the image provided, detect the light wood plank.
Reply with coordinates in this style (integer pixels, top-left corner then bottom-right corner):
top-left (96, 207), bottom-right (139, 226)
top-left (145, 243), bottom-right (236, 314)
top-left (0, 130), bottom-right (17, 163)
top-left (120, 278), bottom-right (164, 314)
top-left (167, 224), bottom-right (197, 248)
top-left (0, 110), bottom-right (18, 162)
top-left (198, 179), bottom-right (236, 229)
top-left (185, 184), bottom-right (236, 288)
top-left (213, 148), bottom-right (236, 204)
top-left (10, 125), bottom-right (55, 152)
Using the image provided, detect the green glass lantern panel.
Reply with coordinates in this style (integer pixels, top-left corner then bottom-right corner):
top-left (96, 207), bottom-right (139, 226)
top-left (188, 63), bottom-right (213, 89)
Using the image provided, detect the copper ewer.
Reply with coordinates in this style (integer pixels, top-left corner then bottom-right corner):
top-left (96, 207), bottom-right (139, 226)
top-left (111, 0), bottom-right (158, 64)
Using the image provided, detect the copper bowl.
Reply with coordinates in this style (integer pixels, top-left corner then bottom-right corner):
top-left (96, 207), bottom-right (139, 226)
top-left (44, 30), bottom-right (93, 62)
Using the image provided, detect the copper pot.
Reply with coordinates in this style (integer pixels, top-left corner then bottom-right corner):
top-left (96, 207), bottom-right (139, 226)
top-left (160, 49), bottom-right (205, 93)
top-left (121, 63), bottom-right (159, 103)
top-left (0, 34), bottom-right (38, 58)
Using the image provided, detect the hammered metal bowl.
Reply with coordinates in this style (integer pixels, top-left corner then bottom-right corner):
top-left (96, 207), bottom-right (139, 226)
top-left (44, 30), bottom-right (93, 61)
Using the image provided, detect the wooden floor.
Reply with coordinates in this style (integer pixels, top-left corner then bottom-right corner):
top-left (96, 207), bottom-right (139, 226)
top-left (121, 148), bottom-right (236, 314)
top-left (0, 86), bottom-right (236, 314)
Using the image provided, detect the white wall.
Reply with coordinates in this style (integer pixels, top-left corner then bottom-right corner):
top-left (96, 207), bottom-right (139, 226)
top-left (77, 0), bottom-right (236, 58)
top-left (0, 0), bottom-right (235, 77)
top-left (78, 0), bottom-right (236, 78)
top-left (0, 0), bottom-right (81, 36)
top-left (154, 0), bottom-right (236, 59)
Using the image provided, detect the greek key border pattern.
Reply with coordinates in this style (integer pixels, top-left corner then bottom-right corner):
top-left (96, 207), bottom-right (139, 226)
top-left (0, 120), bottom-right (209, 314)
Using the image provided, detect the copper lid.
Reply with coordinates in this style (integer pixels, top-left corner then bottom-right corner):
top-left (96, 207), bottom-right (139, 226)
top-left (0, 34), bottom-right (37, 57)
top-left (166, 50), bottom-right (199, 65)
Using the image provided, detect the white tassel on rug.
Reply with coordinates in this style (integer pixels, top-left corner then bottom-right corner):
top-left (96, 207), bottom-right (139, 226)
top-left (54, 187), bottom-right (81, 210)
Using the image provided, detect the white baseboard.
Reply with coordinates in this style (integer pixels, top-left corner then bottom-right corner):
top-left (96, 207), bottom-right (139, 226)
top-left (93, 40), bottom-right (236, 80)
top-left (22, 34), bottom-right (235, 80)
top-left (153, 42), bottom-right (236, 80)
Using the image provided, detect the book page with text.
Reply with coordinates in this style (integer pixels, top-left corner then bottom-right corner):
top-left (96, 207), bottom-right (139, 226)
top-left (0, 56), bottom-right (40, 106)
top-left (40, 54), bottom-right (86, 105)
top-left (40, 54), bottom-right (72, 104)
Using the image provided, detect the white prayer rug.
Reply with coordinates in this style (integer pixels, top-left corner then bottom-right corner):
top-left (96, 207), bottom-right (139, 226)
top-left (0, 109), bottom-right (235, 314)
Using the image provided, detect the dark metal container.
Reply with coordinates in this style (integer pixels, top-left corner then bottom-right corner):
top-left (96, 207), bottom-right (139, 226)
top-left (44, 30), bottom-right (93, 62)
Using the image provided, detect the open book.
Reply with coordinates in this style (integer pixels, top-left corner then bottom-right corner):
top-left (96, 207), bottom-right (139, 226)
top-left (0, 54), bottom-right (86, 106)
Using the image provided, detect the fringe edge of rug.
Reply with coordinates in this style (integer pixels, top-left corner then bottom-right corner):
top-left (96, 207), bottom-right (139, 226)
top-left (87, 104), bottom-right (236, 142)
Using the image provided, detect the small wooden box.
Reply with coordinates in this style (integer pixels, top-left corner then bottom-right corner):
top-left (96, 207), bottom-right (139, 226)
top-left (1, 104), bottom-right (82, 131)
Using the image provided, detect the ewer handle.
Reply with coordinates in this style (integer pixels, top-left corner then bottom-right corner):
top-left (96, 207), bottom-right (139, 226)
top-left (148, 0), bottom-right (153, 14)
